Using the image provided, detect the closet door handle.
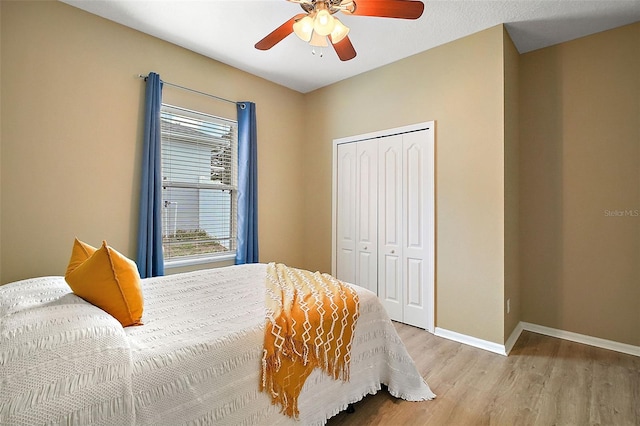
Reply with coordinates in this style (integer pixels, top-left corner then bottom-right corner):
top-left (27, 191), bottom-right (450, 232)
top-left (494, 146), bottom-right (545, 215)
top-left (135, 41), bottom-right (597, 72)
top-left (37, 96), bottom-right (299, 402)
top-left (391, 250), bottom-right (395, 254)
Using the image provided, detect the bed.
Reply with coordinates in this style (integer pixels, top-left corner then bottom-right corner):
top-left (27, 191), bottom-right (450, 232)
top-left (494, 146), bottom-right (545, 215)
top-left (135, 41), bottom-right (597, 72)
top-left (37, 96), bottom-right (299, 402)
top-left (0, 263), bottom-right (435, 425)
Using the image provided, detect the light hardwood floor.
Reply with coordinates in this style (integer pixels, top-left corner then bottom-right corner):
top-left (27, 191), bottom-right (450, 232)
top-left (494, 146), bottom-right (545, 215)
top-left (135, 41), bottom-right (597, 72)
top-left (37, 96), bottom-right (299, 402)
top-left (327, 323), bottom-right (640, 426)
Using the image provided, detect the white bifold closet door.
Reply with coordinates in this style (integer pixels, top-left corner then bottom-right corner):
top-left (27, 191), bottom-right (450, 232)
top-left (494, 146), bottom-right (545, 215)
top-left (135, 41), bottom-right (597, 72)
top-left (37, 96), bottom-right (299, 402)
top-left (378, 131), bottom-right (431, 329)
top-left (334, 125), bottom-right (434, 330)
top-left (335, 139), bottom-right (378, 294)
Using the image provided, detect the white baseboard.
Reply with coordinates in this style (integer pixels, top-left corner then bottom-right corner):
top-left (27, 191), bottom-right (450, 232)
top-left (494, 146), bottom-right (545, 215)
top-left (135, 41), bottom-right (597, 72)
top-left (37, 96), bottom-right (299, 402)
top-left (520, 322), bottom-right (640, 357)
top-left (504, 321), bottom-right (524, 355)
top-left (434, 322), bottom-right (640, 358)
top-left (434, 327), bottom-right (507, 356)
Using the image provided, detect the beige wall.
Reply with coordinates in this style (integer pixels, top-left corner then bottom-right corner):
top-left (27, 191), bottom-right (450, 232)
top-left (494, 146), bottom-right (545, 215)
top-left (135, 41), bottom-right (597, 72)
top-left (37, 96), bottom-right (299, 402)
top-left (0, 1), bottom-right (306, 284)
top-left (519, 22), bottom-right (640, 346)
top-left (303, 25), bottom-right (508, 344)
top-left (503, 28), bottom-right (520, 340)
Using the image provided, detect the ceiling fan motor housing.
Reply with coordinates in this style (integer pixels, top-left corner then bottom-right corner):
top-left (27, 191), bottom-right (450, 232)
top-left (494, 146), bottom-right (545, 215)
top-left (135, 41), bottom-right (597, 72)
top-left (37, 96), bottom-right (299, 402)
top-left (300, 1), bottom-right (356, 15)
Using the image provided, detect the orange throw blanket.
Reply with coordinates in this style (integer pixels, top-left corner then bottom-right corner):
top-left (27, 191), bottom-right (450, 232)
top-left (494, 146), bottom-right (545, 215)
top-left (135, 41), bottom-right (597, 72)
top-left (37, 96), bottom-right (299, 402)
top-left (260, 263), bottom-right (360, 418)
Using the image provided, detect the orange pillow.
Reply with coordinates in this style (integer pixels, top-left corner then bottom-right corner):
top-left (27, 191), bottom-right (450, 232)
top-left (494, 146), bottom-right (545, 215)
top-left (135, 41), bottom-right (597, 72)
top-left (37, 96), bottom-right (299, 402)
top-left (65, 239), bottom-right (144, 327)
top-left (65, 238), bottom-right (97, 277)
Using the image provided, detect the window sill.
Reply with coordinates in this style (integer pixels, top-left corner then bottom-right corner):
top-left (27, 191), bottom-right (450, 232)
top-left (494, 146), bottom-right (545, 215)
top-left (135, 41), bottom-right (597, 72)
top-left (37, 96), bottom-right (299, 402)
top-left (164, 252), bottom-right (236, 269)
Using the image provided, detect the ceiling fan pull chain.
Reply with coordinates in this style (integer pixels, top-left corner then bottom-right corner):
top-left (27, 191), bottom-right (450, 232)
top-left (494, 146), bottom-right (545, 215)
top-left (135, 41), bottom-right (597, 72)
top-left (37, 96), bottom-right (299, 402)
top-left (312, 47), bottom-right (325, 58)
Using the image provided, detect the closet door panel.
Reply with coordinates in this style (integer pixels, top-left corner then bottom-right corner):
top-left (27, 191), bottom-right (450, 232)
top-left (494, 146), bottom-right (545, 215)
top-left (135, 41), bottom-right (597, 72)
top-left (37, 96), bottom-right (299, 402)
top-left (406, 257), bottom-right (423, 306)
top-left (357, 251), bottom-right (376, 291)
top-left (378, 135), bottom-right (403, 321)
top-left (405, 142), bottom-right (424, 249)
top-left (356, 140), bottom-right (378, 293)
top-left (384, 254), bottom-right (402, 300)
top-left (335, 143), bottom-right (357, 284)
top-left (402, 131), bottom-right (431, 329)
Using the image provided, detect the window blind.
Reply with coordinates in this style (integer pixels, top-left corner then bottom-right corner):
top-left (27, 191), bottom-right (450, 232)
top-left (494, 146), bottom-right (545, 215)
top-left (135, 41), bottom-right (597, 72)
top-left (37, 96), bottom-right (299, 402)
top-left (160, 104), bottom-right (238, 261)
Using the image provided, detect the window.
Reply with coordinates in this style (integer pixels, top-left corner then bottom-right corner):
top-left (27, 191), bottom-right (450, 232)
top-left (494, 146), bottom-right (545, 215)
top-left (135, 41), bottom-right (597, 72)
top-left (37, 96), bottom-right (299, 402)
top-left (160, 104), bottom-right (238, 266)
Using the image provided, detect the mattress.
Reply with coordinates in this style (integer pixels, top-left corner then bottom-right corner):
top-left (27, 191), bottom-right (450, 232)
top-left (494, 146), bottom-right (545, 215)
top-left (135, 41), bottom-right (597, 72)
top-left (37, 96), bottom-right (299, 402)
top-left (0, 263), bottom-right (434, 425)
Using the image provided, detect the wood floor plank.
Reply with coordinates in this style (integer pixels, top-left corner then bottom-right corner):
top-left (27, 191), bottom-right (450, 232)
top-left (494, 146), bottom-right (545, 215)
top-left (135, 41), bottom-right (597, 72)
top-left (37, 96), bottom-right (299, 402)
top-left (327, 323), bottom-right (640, 426)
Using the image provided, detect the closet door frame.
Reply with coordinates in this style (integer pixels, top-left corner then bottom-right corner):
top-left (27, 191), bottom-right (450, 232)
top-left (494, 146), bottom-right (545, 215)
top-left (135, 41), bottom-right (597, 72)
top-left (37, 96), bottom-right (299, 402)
top-left (331, 121), bottom-right (435, 333)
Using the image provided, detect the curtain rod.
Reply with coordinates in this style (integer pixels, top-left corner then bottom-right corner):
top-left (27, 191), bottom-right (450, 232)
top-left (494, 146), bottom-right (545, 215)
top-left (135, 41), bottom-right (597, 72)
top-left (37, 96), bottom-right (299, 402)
top-left (138, 74), bottom-right (238, 106)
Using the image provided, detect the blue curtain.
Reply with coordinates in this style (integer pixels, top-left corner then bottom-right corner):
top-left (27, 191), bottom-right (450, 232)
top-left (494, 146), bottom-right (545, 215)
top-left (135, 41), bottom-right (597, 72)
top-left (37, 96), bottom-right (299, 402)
top-left (137, 72), bottom-right (164, 278)
top-left (235, 102), bottom-right (259, 264)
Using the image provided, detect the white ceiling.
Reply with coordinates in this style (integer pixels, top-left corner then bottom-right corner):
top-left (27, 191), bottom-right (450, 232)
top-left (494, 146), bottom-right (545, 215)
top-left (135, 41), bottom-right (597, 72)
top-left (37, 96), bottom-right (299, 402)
top-left (60, 0), bottom-right (640, 93)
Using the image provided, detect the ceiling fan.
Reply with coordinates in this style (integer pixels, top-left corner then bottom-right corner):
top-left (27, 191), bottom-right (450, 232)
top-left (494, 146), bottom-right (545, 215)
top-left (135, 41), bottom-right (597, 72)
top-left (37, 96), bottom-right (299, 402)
top-left (255, 0), bottom-right (425, 61)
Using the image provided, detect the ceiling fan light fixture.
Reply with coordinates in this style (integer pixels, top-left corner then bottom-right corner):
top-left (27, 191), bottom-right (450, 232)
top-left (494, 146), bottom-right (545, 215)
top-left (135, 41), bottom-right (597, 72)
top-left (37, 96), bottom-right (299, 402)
top-left (330, 18), bottom-right (350, 44)
top-left (293, 15), bottom-right (314, 42)
top-left (313, 8), bottom-right (335, 36)
top-left (309, 31), bottom-right (328, 47)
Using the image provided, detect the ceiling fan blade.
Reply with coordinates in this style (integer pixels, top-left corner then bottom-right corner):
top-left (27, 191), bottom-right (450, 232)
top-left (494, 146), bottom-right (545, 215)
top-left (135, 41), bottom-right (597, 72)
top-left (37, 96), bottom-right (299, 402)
top-left (347, 0), bottom-right (424, 19)
top-left (330, 35), bottom-right (357, 61)
top-left (255, 13), bottom-right (306, 50)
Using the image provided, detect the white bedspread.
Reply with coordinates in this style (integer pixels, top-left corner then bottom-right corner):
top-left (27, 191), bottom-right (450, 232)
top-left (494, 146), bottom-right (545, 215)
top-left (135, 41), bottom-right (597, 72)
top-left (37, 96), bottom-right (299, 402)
top-left (1, 264), bottom-right (434, 425)
top-left (0, 277), bottom-right (135, 425)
